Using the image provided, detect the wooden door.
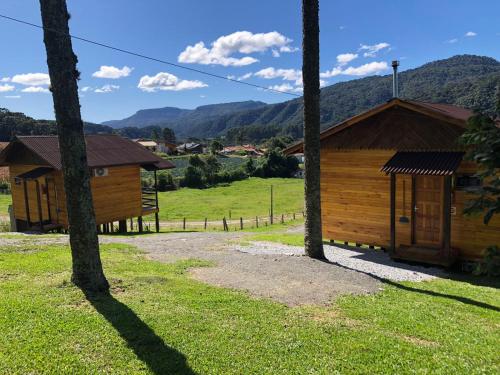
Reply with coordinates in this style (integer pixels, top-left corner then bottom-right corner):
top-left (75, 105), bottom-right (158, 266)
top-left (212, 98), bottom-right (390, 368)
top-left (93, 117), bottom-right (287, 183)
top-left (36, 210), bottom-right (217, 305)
top-left (414, 176), bottom-right (443, 247)
top-left (46, 178), bottom-right (58, 223)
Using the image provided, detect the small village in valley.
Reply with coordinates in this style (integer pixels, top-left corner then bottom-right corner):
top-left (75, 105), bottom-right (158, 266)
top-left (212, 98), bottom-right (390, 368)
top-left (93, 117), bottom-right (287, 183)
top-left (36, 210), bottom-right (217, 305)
top-left (0, 0), bottom-right (498, 374)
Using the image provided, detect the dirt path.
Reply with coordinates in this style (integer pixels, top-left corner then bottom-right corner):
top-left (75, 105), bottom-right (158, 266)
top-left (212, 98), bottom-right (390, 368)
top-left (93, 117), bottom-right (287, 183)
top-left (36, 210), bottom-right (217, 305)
top-left (1, 229), bottom-right (445, 306)
top-left (100, 231), bottom-right (381, 306)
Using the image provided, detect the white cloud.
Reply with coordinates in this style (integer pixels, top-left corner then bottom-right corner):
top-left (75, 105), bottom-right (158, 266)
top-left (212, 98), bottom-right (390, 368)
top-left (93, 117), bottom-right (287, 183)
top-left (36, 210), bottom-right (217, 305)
top-left (320, 67), bottom-right (342, 78)
top-left (342, 61), bottom-right (389, 76)
top-left (271, 49), bottom-right (281, 58)
top-left (11, 73), bottom-right (50, 86)
top-left (94, 84), bottom-right (120, 93)
top-left (92, 65), bottom-right (133, 79)
top-left (320, 80), bottom-right (328, 88)
top-left (465, 31), bottom-right (477, 37)
top-left (4, 95), bottom-right (21, 99)
top-left (21, 86), bottom-right (50, 93)
top-left (178, 31), bottom-right (297, 66)
top-left (268, 83), bottom-right (302, 93)
top-left (336, 53), bottom-right (358, 66)
top-left (80, 86), bottom-right (93, 92)
top-left (321, 61), bottom-right (388, 78)
top-left (254, 67), bottom-right (302, 85)
top-left (238, 72), bottom-right (253, 80)
top-left (0, 84), bottom-right (15, 92)
top-left (359, 42), bottom-right (390, 57)
top-left (446, 38), bottom-right (459, 44)
top-left (138, 72), bottom-right (207, 92)
top-left (0, 77), bottom-right (10, 82)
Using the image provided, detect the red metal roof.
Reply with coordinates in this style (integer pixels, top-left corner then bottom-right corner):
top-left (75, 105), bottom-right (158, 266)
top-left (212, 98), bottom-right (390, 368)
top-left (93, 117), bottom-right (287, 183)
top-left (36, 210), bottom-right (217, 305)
top-left (381, 151), bottom-right (465, 175)
top-left (0, 135), bottom-right (175, 170)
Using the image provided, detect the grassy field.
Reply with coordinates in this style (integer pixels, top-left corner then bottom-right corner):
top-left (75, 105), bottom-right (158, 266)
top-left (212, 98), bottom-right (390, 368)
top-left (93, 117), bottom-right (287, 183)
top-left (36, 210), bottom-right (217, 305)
top-left (0, 241), bottom-right (498, 374)
top-left (0, 194), bottom-right (11, 217)
top-left (156, 178), bottom-right (304, 221)
top-left (0, 178), bottom-right (303, 222)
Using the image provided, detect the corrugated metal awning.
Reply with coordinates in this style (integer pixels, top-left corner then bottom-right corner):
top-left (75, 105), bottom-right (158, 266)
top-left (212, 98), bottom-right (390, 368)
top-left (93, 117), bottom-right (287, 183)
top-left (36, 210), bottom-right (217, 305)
top-left (16, 167), bottom-right (54, 180)
top-left (381, 151), bottom-right (465, 175)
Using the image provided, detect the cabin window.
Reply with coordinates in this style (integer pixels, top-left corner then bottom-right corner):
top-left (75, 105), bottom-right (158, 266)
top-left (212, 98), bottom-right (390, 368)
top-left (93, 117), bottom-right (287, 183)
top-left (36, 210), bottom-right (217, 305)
top-left (14, 177), bottom-right (22, 186)
top-left (455, 175), bottom-right (482, 191)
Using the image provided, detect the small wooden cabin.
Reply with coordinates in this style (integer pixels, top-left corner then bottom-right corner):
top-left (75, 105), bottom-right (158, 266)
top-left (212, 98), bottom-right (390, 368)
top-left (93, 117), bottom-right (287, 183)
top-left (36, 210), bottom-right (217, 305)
top-left (286, 98), bottom-right (500, 266)
top-left (0, 134), bottom-right (174, 233)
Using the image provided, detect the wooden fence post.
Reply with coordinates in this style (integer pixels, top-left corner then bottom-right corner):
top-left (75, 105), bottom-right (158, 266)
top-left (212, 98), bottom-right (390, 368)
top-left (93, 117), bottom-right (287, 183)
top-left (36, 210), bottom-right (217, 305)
top-left (204, 218), bottom-right (207, 230)
top-left (183, 217), bottom-right (186, 230)
top-left (281, 214), bottom-right (284, 224)
top-left (240, 217), bottom-right (243, 230)
top-left (256, 216), bottom-right (258, 228)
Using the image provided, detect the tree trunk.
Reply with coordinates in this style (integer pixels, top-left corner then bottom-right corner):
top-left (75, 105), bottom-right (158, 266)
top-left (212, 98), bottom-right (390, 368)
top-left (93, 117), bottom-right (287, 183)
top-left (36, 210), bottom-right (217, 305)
top-left (302, 0), bottom-right (325, 259)
top-left (39, 0), bottom-right (109, 292)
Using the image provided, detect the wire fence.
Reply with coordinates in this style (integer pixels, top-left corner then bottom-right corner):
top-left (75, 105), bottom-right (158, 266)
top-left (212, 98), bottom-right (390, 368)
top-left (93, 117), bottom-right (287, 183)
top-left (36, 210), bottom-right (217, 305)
top-left (137, 211), bottom-right (305, 232)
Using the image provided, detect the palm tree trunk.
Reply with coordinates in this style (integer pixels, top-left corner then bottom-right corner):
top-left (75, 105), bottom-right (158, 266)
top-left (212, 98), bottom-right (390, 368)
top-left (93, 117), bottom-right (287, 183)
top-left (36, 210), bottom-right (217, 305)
top-left (39, 0), bottom-right (109, 292)
top-left (302, 0), bottom-right (325, 259)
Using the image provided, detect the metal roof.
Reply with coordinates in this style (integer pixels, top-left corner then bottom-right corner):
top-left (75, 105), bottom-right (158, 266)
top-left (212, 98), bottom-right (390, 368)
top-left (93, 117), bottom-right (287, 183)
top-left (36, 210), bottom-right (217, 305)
top-left (381, 151), bottom-right (465, 176)
top-left (0, 135), bottom-right (175, 170)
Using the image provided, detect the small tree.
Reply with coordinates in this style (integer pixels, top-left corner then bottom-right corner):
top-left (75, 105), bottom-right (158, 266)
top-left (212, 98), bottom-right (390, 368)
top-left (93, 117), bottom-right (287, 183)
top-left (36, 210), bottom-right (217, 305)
top-left (460, 97), bottom-right (500, 276)
top-left (162, 127), bottom-right (176, 144)
top-left (460, 104), bottom-right (500, 224)
top-left (210, 140), bottom-right (224, 155)
top-left (204, 155), bottom-right (222, 184)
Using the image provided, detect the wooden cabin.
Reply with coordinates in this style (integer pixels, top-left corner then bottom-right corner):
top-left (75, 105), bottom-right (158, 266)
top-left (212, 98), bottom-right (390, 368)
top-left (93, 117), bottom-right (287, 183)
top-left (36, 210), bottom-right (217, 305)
top-left (286, 98), bottom-right (500, 266)
top-left (0, 134), bottom-right (174, 233)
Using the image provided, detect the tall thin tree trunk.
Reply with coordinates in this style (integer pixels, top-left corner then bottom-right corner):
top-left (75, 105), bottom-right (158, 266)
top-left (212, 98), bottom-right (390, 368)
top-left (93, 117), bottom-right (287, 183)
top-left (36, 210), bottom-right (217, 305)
top-left (302, 0), bottom-right (325, 259)
top-left (39, 0), bottom-right (109, 292)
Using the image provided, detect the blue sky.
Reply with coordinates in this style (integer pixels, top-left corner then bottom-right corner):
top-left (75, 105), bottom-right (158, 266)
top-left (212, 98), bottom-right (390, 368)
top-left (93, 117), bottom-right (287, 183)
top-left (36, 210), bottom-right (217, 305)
top-left (0, 0), bottom-right (499, 124)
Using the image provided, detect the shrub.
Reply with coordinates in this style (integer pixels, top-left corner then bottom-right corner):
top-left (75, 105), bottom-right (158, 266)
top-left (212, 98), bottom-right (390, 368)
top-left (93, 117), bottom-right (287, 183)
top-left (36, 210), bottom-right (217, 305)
top-left (157, 172), bottom-right (176, 191)
top-left (253, 149), bottom-right (299, 178)
top-left (182, 166), bottom-right (204, 188)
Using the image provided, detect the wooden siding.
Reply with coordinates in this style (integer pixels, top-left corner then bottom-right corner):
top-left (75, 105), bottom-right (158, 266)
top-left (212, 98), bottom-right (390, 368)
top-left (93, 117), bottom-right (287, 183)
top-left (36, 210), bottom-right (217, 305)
top-left (321, 106), bottom-right (464, 150)
top-left (320, 149), bottom-right (500, 261)
top-left (321, 149), bottom-right (393, 247)
top-left (9, 164), bottom-right (52, 224)
top-left (10, 164), bottom-right (143, 228)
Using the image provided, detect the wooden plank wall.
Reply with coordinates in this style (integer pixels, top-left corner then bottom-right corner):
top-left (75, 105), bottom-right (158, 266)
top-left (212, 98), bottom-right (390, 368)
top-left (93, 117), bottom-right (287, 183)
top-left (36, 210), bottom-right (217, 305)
top-left (321, 149), bottom-right (394, 247)
top-left (9, 164), bottom-right (52, 223)
top-left (53, 165), bottom-right (143, 227)
top-left (320, 150), bottom-right (500, 260)
top-left (450, 161), bottom-right (500, 260)
top-left (10, 164), bottom-right (143, 228)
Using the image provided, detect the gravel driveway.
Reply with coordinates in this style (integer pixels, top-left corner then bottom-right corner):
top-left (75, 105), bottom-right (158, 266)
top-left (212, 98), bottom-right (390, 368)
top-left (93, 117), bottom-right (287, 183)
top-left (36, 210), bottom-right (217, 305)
top-left (1, 228), bottom-right (446, 306)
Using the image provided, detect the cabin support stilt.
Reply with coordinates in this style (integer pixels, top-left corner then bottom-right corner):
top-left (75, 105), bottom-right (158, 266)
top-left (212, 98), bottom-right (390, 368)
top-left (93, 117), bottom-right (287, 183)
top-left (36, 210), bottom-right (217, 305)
top-left (138, 216), bottom-right (143, 233)
top-left (118, 220), bottom-right (127, 234)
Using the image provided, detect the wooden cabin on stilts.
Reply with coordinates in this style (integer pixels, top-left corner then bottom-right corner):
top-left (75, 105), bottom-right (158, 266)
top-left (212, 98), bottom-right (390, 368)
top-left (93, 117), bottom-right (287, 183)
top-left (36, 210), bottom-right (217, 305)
top-left (0, 134), bottom-right (174, 234)
top-left (286, 62), bottom-right (499, 267)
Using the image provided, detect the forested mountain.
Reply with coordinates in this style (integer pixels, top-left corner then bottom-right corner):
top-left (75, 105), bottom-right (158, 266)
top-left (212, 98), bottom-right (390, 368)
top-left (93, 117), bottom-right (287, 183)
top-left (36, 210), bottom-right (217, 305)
top-left (102, 100), bottom-right (267, 128)
top-left (0, 108), bottom-right (113, 142)
top-left (104, 55), bottom-right (500, 142)
top-left (2, 55), bottom-right (499, 143)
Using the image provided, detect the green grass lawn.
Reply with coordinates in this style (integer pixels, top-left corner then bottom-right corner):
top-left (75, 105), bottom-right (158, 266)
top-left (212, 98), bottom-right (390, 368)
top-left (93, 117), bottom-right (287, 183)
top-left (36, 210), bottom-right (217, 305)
top-left (0, 194), bottom-right (11, 217)
top-left (246, 232), bottom-right (305, 246)
top-left (1, 243), bottom-right (499, 374)
top-left (157, 177), bottom-right (304, 221)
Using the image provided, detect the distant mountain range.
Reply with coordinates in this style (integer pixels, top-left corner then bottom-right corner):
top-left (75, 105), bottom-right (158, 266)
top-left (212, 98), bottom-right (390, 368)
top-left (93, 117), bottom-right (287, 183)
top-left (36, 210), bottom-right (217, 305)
top-left (103, 55), bottom-right (500, 140)
top-left (2, 55), bottom-right (499, 143)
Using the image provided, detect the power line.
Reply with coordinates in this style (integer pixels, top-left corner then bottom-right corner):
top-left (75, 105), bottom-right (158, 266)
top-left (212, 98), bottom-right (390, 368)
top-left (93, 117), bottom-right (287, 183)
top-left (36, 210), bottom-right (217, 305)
top-left (0, 13), bottom-right (302, 97)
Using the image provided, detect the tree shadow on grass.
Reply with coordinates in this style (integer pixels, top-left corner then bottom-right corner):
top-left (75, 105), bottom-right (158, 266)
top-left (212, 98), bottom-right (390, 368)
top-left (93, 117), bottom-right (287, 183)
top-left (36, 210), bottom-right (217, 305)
top-left (319, 259), bottom-right (500, 313)
top-left (84, 290), bottom-right (197, 375)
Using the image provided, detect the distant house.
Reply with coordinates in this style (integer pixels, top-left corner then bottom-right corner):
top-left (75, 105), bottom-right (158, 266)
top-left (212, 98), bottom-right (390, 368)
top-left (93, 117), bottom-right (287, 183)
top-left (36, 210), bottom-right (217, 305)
top-left (134, 139), bottom-right (158, 152)
top-left (157, 141), bottom-right (177, 155)
top-left (222, 144), bottom-right (264, 157)
top-left (178, 142), bottom-right (204, 154)
top-left (0, 135), bottom-right (174, 233)
top-left (286, 98), bottom-right (500, 267)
